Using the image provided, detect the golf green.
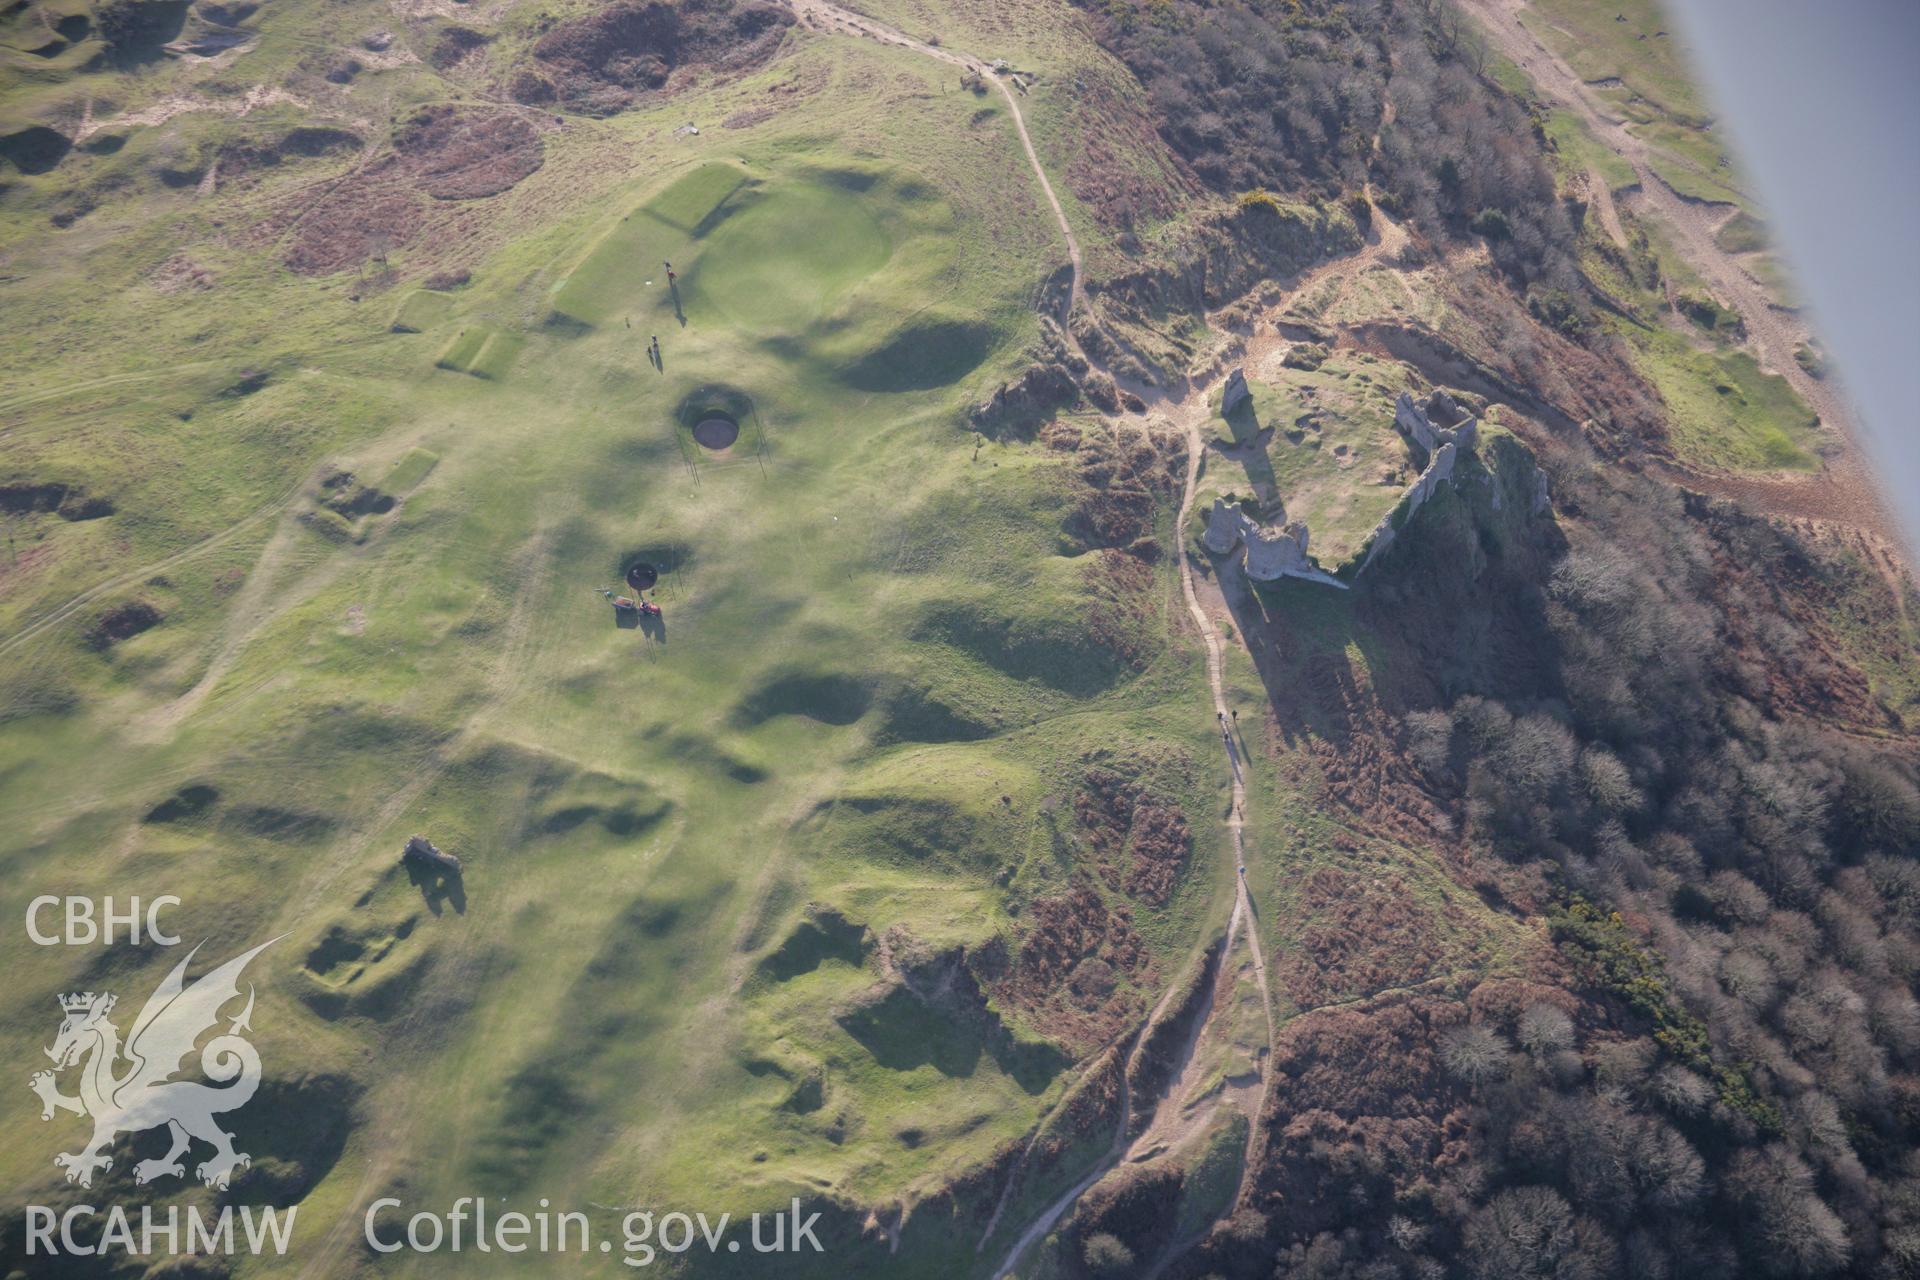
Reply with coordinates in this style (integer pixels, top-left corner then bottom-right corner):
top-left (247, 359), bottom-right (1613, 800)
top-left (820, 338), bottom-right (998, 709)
top-left (693, 182), bottom-right (892, 336)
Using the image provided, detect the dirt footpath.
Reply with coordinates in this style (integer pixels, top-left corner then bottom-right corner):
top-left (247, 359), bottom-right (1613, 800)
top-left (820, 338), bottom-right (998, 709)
top-left (1454, 0), bottom-right (1904, 559)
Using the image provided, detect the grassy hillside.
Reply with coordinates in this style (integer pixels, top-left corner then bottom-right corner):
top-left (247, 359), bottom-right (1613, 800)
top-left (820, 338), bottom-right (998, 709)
top-left (0, 4), bottom-right (1235, 1274)
top-left (3, 0), bottom-right (1914, 1278)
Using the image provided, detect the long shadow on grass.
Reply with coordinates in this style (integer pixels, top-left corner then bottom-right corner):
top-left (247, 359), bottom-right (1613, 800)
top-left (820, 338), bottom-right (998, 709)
top-left (1213, 557), bottom-right (1369, 751)
top-left (1221, 400), bottom-right (1278, 501)
top-left (837, 985), bottom-right (1066, 1095)
top-left (405, 859), bottom-right (466, 915)
top-left (838, 319), bottom-right (996, 394)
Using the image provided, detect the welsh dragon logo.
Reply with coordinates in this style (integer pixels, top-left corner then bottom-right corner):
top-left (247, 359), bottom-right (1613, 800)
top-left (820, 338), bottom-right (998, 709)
top-left (29, 938), bottom-right (280, 1190)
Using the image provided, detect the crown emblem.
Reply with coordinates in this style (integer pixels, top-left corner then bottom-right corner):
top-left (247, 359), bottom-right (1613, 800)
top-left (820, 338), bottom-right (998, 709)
top-left (58, 992), bottom-right (113, 1015)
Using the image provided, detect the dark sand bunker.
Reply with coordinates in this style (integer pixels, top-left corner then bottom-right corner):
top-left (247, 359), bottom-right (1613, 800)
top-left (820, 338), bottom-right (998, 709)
top-left (676, 385), bottom-right (755, 457)
top-left (693, 414), bottom-right (740, 451)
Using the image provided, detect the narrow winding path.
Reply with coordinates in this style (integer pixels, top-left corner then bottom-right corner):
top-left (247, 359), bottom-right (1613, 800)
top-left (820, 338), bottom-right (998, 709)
top-left (987, 406), bottom-right (1277, 1277)
top-left (989, 1068), bottom-right (1135, 1279)
top-left (787, 0), bottom-right (1082, 322)
top-left (788, 7), bottom-right (1277, 1272)
top-left (1173, 415), bottom-right (1277, 1212)
top-left (1172, 415), bottom-right (1274, 1094)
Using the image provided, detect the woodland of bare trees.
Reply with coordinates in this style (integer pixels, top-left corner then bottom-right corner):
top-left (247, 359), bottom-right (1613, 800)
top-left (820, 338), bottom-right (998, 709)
top-left (1079, 0), bottom-right (1579, 292)
top-left (1066, 4), bottom-right (1920, 1276)
top-left (1352, 450), bottom-right (1920, 1280)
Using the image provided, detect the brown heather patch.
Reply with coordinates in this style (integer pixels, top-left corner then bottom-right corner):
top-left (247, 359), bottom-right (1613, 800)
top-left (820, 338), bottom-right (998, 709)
top-left (976, 880), bottom-right (1149, 1055)
top-left (529, 0), bottom-right (792, 117)
top-left (1074, 754), bottom-right (1193, 907)
top-left (1273, 866), bottom-right (1452, 1008)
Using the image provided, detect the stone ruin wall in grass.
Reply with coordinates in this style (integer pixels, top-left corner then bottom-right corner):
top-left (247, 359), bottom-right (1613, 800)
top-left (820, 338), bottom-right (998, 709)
top-left (1204, 498), bottom-right (1328, 582)
top-left (1205, 380), bottom-right (1538, 586)
top-left (1354, 393), bottom-right (1474, 574)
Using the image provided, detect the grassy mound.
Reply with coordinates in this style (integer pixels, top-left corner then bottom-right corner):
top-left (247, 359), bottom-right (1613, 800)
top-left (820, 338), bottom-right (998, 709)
top-left (544, 157), bottom-right (1007, 408)
top-left (802, 791), bottom-right (998, 877)
top-left (142, 782), bottom-right (220, 823)
top-left (800, 747), bottom-right (1036, 879)
top-left (433, 326), bottom-right (487, 370)
top-left (390, 289), bottom-right (454, 334)
top-left (914, 592), bottom-right (1131, 698)
top-left (548, 162), bottom-right (751, 328)
top-left (875, 684), bottom-right (996, 744)
top-left (835, 981), bottom-right (1065, 1091)
top-left (0, 123), bottom-right (70, 174)
top-left (384, 448), bottom-right (438, 492)
top-left (757, 906), bottom-right (871, 983)
top-left (220, 804), bottom-right (336, 842)
top-left (434, 323), bottom-right (521, 378)
top-left (646, 161), bottom-right (752, 232)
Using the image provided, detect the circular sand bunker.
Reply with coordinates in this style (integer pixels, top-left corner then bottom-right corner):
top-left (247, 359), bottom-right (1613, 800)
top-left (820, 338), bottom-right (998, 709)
top-left (625, 561), bottom-right (658, 591)
top-left (692, 414), bottom-right (739, 451)
top-left (676, 385), bottom-right (756, 457)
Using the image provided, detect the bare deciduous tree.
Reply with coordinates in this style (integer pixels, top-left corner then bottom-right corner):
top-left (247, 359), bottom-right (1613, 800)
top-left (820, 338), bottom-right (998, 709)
top-left (1518, 1003), bottom-right (1575, 1058)
top-left (1442, 1023), bottom-right (1512, 1086)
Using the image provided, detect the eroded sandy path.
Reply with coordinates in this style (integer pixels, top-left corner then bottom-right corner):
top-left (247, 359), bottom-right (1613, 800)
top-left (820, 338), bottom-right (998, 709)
top-left (1453, 0), bottom-right (1901, 552)
top-left (1158, 409), bottom-right (1277, 1203)
top-left (988, 398), bottom-right (1279, 1279)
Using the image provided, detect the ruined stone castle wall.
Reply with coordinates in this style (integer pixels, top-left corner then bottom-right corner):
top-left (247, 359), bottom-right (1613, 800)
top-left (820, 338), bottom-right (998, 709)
top-left (1204, 385), bottom-right (1520, 587)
